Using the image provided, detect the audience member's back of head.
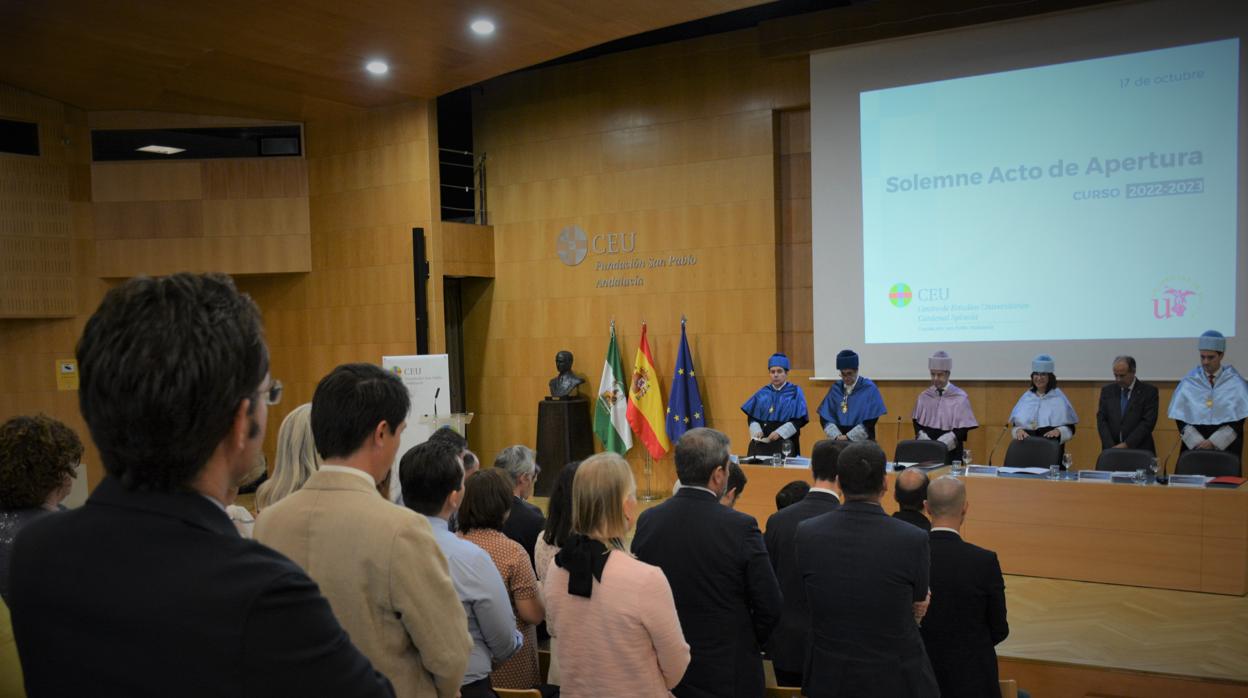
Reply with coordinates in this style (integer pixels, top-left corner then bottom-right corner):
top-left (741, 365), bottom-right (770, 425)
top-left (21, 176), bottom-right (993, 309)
top-left (725, 462), bottom-right (748, 498)
top-left (493, 444), bottom-right (537, 481)
top-left (398, 440), bottom-right (463, 516)
top-left (255, 403), bottom-right (321, 510)
top-left (571, 452), bottom-right (635, 548)
top-left (458, 468), bottom-right (514, 533)
top-left (925, 476), bottom-right (966, 519)
top-left (894, 469), bottom-right (929, 511)
top-left (810, 439), bottom-right (847, 484)
top-left (836, 442), bottom-right (887, 501)
top-left (427, 426), bottom-right (468, 452)
top-left (542, 460), bottom-right (581, 547)
top-left (311, 363), bottom-right (409, 461)
top-left (673, 427), bottom-right (730, 487)
top-left (775, 480), bottom-right (811, 511)
top-left (76, 273), bottom-right (268, 491)
top-left (0, 414), bottom-right (83, 510)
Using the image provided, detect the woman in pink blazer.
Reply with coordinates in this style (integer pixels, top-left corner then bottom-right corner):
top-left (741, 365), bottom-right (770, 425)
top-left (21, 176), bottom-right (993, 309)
top-left (542, 453), bottom-right (690, 697)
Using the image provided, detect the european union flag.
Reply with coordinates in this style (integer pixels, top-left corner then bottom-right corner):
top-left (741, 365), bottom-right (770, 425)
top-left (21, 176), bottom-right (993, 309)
top-left (666, 318), bottom-right (706, 444)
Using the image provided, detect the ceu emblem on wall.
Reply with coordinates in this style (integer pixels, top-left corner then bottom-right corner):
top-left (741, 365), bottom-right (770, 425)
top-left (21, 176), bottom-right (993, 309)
top-left (889, 283), bottom-right (913, 308)
top-left (557, 225), bottom-right (589, 266)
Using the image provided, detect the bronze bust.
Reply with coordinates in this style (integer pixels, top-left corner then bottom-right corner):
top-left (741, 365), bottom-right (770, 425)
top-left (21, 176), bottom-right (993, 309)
top-left (549, 350), bottom-right (585, 397)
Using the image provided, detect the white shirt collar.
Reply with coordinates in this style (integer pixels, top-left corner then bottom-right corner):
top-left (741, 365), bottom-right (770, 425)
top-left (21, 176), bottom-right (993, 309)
top-left (319, 464), bottom-right (378, 488)
top-left (931, 526), bottom-right (961, 536)
top-left (809, 486), bottom-right (841, 502)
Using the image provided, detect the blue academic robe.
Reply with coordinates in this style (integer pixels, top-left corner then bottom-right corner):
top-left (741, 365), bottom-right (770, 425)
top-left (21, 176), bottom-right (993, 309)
top-left (742, 382), bottom-right (810, 455)
top-left (817, 376), bottom-right (888, 441)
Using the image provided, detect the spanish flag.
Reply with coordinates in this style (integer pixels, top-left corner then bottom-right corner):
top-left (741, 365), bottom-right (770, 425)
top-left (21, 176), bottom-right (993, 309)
top-left (626, 322), bottom-right (671, 459)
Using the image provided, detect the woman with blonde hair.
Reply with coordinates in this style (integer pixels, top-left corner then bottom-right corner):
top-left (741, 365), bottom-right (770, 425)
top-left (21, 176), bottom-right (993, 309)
top-left (254, 403), bottom-right (321, 512)
top-left (543, 452), bottom-right (690, 697)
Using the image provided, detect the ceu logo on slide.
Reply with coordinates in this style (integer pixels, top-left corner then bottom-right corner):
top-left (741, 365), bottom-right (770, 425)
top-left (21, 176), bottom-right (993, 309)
top-left (889, 283), bottom-right (913, 308)
top-left (1151, 277), bottom-right (1198, 320)
top-left (557, 225), bottom-right (589, 266)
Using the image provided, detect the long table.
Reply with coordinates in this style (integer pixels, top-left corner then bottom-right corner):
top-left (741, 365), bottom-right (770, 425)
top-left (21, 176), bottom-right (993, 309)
top-left (735, 464), bottom-right (1248, 596)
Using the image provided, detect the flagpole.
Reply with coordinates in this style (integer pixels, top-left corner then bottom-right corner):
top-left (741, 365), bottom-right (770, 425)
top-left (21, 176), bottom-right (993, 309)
top-left (639, 450), bottom-right (660, 501)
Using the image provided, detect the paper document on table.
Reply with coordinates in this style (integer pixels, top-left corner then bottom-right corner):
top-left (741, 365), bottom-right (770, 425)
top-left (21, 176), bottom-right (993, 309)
top-left (997, 467), bottom-right (1049, 475)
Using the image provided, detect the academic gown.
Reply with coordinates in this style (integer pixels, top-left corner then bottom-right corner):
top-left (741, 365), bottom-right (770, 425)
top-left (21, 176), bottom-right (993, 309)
top-left (1168, 364), bottom-right (1248, 459)
top-left (912, 382), bottom-right (979, 463)
top-left (742, 382), bottom-right (810, 456)
top-left (817, 376), bottom-right (888, 442)
top-left (1009, 388), bottom-right (1078, 461)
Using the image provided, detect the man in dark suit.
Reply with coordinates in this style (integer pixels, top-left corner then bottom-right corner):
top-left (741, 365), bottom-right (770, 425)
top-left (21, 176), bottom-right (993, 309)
top-left (892, 468), bottom-right (931, 531)
top-left (795, 441), bottom-right (938, 698)
top-left (921, 475), bottom-right (1009, 698)
top-left (7, 274), bottom-right (393, 697)
top-left (632, 427), bottom-right (782, 698)
top-left (495, 444), bottom-right (546, 570)
top-left (764, 439), bottom-right (845, 688)
top-left (1096, 355), bottom-right (1159, 453)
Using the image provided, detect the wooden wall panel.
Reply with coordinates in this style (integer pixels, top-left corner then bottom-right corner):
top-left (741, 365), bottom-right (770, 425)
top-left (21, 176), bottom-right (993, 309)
top-left (236, 100), bottom-right (441, 467)
top-left (470, 29), bottom-right (808, 485)
top-left (0, 84), bottom-right (104, 487)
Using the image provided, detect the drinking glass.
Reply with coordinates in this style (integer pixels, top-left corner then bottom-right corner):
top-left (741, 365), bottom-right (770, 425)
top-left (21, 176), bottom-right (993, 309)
top-left (951, 459), bottom-right (965, 477)
top-left (1134, 468), bottom-right (1147, 485)
top-left (781, 440), bottom-right (793, 462)
top-left (771, 452), bottom-right (783, 467)
top-left (1049, 464), bottom-right (1061, 480)
top-left (1061, 453), bottom-right (1073, 472)
top-left (962, 449), bottom-right (973, 468)
top-left (1148, 457), bottom-right (1159, 483)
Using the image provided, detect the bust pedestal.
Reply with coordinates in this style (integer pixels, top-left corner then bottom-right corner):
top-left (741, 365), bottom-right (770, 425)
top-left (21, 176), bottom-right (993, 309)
top-left (535, 396), bottom-right (593, 496)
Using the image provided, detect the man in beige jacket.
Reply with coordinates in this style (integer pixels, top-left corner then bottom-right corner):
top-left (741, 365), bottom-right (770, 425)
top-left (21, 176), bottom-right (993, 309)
top-left (257, 363), bottom-right (471, 697)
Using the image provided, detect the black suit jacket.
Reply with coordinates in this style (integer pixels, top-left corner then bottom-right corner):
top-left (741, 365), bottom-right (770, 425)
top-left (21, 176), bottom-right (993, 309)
top-left (920, 530), bottom-right (1009, 698)
top-left (795, 501), bottom-right (938, 698)
top-left (893, 508), bottom-right (932, 531)
top-left (1096, 380), bottom-right (1159, 453)
top-left (632, 487), bottom-right (782, 698)
top-left (502, 495), bottom-right (545, 571)
top-left (8, 477), bottom-right (393, 698)
top-left (764, 490), bottom-right (841, 676)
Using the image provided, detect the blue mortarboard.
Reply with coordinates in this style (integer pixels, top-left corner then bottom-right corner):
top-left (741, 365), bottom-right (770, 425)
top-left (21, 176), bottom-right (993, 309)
top-left (1031, 354), bottom-right (1055, 374)
top-left (768, 353), bottom-right (790, 371)
top-left (1199, 330), bottom-right (1226, 353)
top-left (836, 349), bottom-right (859, 371)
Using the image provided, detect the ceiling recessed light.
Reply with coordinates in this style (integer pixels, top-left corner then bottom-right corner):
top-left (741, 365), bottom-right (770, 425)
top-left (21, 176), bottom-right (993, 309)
top-left (365, 60), bottom-right (389, 75)
top-left (136, 145), bottom-right (185, 155)
top-left (470, 19), bottom-right (495, 36)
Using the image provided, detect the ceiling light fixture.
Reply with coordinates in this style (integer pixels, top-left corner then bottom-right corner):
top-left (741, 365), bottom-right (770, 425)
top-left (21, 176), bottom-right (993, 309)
top-left (470, 19), bottom-right (495, 36)
top-left (365, 60), bottom-right (389, 75)
top-left (136, 145), bottom-right (185, 155)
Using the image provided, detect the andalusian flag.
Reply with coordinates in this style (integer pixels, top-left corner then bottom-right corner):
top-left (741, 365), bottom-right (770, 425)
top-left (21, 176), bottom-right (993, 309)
top-left (626, 322), bottom-right (671, 459)
top-left (593, 322), bottom-right (633, 455)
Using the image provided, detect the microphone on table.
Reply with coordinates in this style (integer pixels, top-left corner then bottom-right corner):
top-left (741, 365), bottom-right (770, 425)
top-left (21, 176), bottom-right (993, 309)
top-left (1159, 436), bottom-right (1181, 484)
top-left (987, 424), bottom-right (1011, 466)
top-left (433, 388), bottom-right (440, 419)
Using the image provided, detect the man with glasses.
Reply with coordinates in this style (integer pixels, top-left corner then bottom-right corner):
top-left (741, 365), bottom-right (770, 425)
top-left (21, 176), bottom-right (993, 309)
top-left (494, 445), bottom-right (545, 571)
top-left (8, 273), bottom-right (396, 697)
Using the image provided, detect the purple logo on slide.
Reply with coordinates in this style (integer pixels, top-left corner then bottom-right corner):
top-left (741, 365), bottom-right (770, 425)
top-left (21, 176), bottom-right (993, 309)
top-left (1152, 278), bottom-right (1197, 319)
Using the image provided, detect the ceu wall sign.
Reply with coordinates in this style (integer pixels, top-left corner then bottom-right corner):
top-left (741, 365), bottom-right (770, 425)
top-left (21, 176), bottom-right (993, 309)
top-left (556, 225), bottom-right (697, 288)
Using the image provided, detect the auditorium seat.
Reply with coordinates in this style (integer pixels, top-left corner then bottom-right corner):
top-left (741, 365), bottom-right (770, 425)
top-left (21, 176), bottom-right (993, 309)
top-left (1003, 437), bottom-right (1061, 468)
top-left (765, 687), bottom-right (803, 697)
top-left (999, 678), bottom-right (1018, 698)
top-left (894, 439), bottom-right (948, 465)
top-left (1174, 450), bottom-right (1241, 477)
top-left (1094, 448), bottom-right (1154, 472)
top-left (495, 689), bottom-right (541, 698)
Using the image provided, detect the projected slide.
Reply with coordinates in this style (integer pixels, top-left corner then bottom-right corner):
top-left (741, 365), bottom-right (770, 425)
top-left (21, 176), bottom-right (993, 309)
top-left (860, 39), bottom-right (1238, 344)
